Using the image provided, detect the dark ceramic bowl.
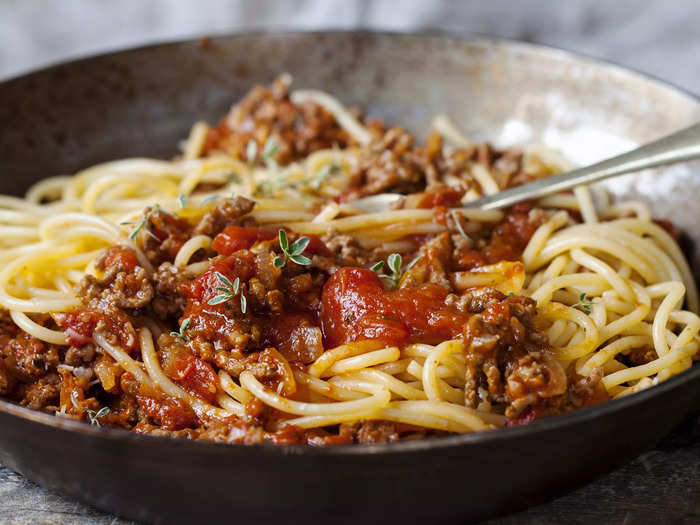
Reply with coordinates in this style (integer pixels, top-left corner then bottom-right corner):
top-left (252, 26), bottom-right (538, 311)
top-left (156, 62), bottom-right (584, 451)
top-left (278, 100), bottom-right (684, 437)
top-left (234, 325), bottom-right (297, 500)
top-left (0, 31), bottom-right (698, 525)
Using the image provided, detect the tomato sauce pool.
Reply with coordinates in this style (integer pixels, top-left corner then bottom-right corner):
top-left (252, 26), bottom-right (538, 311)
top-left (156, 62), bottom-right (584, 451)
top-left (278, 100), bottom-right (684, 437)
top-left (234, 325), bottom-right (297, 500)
top-left (320, 267), bottom-right (469, 348)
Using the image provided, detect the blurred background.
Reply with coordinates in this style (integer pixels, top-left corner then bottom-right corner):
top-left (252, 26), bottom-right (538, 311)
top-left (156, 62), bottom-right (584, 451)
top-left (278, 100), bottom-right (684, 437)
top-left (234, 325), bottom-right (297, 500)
top-left (1, 0), bottom-right (699, 93)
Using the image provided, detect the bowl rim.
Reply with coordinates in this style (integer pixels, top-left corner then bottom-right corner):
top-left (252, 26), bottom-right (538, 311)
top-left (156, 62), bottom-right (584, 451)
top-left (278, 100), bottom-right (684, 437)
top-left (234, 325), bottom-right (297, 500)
top-left (0, 28), bottom-right (698, 457)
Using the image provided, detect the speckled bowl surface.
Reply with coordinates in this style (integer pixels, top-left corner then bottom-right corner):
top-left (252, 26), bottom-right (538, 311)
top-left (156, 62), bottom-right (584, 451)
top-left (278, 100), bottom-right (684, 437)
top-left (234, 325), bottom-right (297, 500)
top-left (0, 31), bottom-right (698, 525)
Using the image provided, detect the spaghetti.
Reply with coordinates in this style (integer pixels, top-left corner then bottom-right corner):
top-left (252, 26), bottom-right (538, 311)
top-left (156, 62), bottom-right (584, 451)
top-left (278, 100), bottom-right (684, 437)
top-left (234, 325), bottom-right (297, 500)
top-left (0, 75), bottom-right (697, 445)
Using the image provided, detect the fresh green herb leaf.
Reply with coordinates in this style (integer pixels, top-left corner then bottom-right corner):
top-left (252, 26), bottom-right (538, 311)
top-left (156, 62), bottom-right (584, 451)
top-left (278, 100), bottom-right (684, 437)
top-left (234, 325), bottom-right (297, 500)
top-left (404, 255), bottom-right (422, 273)
top-left (122, 204), bottom-right (173, 241)
top-left (178, 193), bottom-right (188, 209)
top-left (214, 271), bottom-right (234, 289)
top-left (200, 195), bottom-right (219, 206)
top-left (289, 236), bottom-right (310, 256)
top-left (208, 294), bottom-right (232, 305)
top-left (121, 214), bottom-right (148, 241)
top-left (387, 253), bottom-right (402, 276)
top-left (207, 272), bottom-right (247, 312)
top-left (306, 162), bottom-right (340, 189)
top-left (572, 292), bottom-right (593, 314)
top-left (85, 406), bottom-right (110, 427)
top-left (289, 254), bottom-right (312, 266)
top-left (274, 229), bottom-right (312, 268)
top-left (257, 173), bottom-right (288, 197)
top-left (369, 261), bottom-right (384, 273)
top-left (278, 229), bottom-right (289, 251)
top-left (170, 318), bottom-right (191, 342)
top-left (373, 253), bottom-right (423, 289)
top-left (262, 135), bottom-right (279, 160)
top-left (158, 207), bottom-right (178, 219)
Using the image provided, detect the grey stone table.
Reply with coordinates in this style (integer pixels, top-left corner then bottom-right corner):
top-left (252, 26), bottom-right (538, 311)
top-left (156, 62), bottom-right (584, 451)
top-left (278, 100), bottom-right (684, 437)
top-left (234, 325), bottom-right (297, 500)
top-left (1, 415), bottom-right (698, 524)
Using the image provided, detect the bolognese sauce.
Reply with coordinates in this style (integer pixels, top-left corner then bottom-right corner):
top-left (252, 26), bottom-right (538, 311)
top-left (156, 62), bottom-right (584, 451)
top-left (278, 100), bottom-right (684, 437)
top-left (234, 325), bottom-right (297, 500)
top-left (0, 76), bottom-right (693, 446)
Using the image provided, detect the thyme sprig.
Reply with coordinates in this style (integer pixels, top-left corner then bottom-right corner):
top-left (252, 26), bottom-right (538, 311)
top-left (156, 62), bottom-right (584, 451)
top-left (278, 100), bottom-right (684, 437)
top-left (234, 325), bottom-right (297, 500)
top-left (247, 136), bottom-right (280, 168)
top-left (262, 135), bottom-right (280, 163)
top-left (120, 204), bottom-right (176, 241)
top-left (200, 194), bottom-right (220, 206)
top-left (305, 162), bottom-right (340, 190)
top-left (208, 271), bottom-right (247, 313)
top-left (170, 318), bottom-right (191, 342)
top-left (370, 253), bottom-right (422, 289)
top-left (273, 229), bottom-right (311, 268)
top-left (572, 292), bottom-right (593, 315)
top-left (86, 407), bottom-right (110, 427)
top-left (70, 391), bottom-right (110, 427)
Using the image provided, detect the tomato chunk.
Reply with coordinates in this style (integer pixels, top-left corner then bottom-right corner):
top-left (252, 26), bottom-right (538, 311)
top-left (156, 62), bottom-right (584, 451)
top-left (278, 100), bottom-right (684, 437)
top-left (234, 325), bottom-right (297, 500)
top-left (55, 308), bottom-right (136, 351)
top-left (303, 234), bottom-right (331, 256)
top-left (320, 267), bottom-right (469, 348)
top-left (212, 226), bottom-right (276, 255)
top-left (102, 246), bottom-right (139, 272)
top-left (185, 253), bottom-right (255, 304)
top-left (414, 187), bottom-right (462, 209)
top-left (163, 353), bottom-right (219, 404)
top-left (261, 312), bottom-right (324, 363)
top-left (137, 395), bottom-right (198, 430)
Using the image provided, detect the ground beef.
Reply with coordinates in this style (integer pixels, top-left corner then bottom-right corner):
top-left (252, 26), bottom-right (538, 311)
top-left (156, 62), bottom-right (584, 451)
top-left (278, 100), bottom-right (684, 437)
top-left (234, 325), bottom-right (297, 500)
top-left (400, 232), bottom-right (452, 290)
top-left (195, 417), bottom-right (267, 444)
top-left (339, 420), bottom-right (400, 444)
top-left (491, 148), bottom-right (524, 189)
top-left (320, 231), bottom-right (369, 267)
top-left (16, 373), bottom-right (60, 410)
top-left (511, 368), bottom-right (608, 426)
top-left (202, 75), bottom-right (354, 165)
top-left (471, 203), bottom-right (548, 264)
top-left (0, 309), bottom-right (19, 338)
top-left (446, 287), bottom-right (506, 314)
top-left (137, 207), bottom-right (192, 265)
top-left (238, 348), bottom-right (291, 392)
top-left (461, 295), bottom-right (566, 419)
top-left (64, 344), bottom-right (96, 367)
top-left (151, 262), bottom-right (191, 320)
top-left (193, 195), bottom-right (256, 237)
top-left (566, 368), bottom-right (605, 409)
top-left (78, 266), bottom-right (153, 311)
top-left (1, 331), bottom-right (59, 382)
top-left (136, 395), bottom-right (199, 431)
top-left (627, 346), bottom-right (658, 366)
top-left (349, 127), bottom-right (427, 196)
top-left (0, 358), bottom-right (16, 395)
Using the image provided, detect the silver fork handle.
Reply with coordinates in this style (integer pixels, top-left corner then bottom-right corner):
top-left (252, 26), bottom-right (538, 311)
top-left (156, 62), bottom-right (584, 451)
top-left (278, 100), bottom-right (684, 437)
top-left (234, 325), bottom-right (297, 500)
top-left (464, 121), bottom-right (700, 210)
